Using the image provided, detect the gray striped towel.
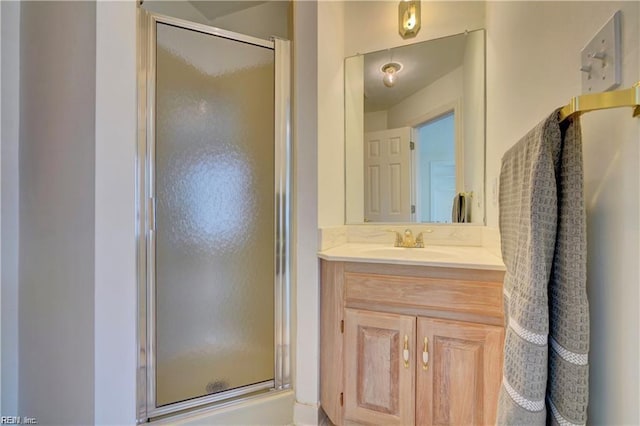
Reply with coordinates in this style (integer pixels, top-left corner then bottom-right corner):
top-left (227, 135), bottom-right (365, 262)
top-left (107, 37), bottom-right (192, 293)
top-left (497, 110), bottom-right (589, 425)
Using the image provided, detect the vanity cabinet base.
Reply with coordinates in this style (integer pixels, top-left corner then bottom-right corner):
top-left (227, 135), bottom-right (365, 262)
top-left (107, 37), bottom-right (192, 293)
top-left (320, 260), bottom-right (505, 426)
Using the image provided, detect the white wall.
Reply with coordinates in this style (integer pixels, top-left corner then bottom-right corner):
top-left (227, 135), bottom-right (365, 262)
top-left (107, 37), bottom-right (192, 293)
top-left (462, 30), bottom-right (485, 223)
top-left (317, 1), bottom-right (345, 228)
top-left (94, 1), bottom-right (137, 424)
top-left (19, 2), bottom-right (96, 423)
top-left (0, 0), bottom-right (19, 416)
top-left (297, 1), bottom-right (343, 421)
top-left (386, 66), bottom-right (463, 129)
top-left (485, 2), bottom-right (639, 423)
top-left (293, 2), bottom-right (320, 423)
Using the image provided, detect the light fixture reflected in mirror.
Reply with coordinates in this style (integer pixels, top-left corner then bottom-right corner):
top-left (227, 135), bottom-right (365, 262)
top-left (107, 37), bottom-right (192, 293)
top-left (381, 62), bottom-right (403, 87)
top-left (399, 0), bottom-right (421, 39)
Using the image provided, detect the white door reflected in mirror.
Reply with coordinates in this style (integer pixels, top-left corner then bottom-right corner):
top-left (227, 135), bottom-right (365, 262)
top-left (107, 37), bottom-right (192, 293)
top-left (364, 127), bottom-right (412, 222)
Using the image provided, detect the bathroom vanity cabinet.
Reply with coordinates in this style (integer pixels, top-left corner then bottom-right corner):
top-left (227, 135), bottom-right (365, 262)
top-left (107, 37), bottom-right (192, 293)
top-left (320, 260), bottom-right (505, 426)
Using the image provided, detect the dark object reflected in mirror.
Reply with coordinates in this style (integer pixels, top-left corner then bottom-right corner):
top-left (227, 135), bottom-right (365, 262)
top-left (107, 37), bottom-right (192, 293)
top-left (345, 29), bottom-right (486, 225)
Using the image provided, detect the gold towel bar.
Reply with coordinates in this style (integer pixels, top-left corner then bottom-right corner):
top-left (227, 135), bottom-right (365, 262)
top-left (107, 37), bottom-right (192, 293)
top-left (560, 81), bottom-right (640, 122)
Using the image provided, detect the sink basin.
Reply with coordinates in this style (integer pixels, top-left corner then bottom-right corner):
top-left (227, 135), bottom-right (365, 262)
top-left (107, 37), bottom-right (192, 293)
top-left (357, 246), bottom-right (455, 259)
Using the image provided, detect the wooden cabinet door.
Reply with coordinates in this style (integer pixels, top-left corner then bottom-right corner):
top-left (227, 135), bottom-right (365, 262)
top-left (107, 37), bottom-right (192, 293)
top-left (416, 317), bottom-right (504, 426)
top-left (344, 309), bottom-right (415, 425)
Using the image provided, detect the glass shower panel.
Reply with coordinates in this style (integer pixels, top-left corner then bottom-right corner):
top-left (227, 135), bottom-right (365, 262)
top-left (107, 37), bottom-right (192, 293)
top-left (155, 23), bottom-right (275, 407)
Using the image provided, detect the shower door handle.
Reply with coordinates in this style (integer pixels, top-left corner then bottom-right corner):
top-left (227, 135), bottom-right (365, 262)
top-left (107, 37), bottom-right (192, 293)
top-left (149, 197), bottom-right (156, 231)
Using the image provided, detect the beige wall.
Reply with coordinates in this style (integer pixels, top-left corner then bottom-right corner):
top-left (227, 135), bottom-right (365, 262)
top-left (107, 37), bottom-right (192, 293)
top-left (343, 1), bottom-right (485, 57)
top-left (364, 110), bottom-right (387, 133)
top-left (345, 55), bottom-right (364, 224)
top-left (485, 2), bottom-right (639, 422)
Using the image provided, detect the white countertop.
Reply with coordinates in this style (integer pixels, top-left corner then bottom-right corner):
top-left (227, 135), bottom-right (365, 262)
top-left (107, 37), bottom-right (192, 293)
top-left (318, 243), bottom-right (505, 271)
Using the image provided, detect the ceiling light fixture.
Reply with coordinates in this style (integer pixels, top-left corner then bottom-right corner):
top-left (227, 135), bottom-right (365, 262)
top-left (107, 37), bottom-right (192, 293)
top-left (398, 0), bottom-right (421, 39)
top-left (381, 62), bottom-right (403, 88)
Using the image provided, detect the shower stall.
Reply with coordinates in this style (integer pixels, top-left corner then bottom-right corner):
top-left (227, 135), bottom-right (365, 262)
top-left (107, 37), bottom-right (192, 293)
top-left (136, 10), bottom-right (290, 421)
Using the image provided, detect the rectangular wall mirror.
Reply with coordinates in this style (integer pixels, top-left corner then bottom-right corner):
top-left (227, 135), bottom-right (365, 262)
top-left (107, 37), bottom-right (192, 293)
top-left (345, 29), bottom-right (486, 224)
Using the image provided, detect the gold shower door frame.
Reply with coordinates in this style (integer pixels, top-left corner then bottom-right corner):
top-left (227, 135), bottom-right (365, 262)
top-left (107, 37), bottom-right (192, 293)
top-left (136, 10), bottom-right (291, 422)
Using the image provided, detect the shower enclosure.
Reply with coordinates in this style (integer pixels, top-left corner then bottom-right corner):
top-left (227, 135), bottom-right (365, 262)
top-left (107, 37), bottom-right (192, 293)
top-left (136, 10), bottom-right (290, 421)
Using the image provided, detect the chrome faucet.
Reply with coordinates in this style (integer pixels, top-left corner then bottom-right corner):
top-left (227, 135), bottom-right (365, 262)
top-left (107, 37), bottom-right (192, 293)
top-left (391, 229), bottom-right (424, 248)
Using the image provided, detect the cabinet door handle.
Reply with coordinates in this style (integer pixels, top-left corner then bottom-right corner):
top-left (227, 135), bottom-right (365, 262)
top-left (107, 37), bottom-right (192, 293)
top-left (403, 335), bottom-right (410, 368)
top-left (422, 337), bottom-right (429, 370)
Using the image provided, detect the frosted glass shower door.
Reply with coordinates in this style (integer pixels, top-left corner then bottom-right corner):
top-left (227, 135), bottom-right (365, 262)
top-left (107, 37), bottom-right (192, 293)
top-left (154, 23), bottom-right (275, 407)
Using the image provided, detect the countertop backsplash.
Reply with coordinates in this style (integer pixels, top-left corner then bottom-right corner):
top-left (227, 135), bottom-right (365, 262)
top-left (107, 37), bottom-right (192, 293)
top-left (320, 224), bottom-right (488, 250)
